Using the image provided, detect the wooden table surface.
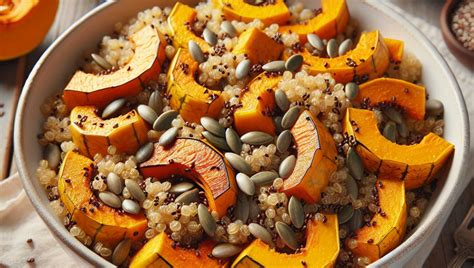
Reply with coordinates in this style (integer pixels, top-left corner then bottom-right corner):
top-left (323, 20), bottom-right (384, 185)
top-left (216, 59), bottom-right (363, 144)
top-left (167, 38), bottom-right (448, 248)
top-left (0, 0), bottom-right (472, 267)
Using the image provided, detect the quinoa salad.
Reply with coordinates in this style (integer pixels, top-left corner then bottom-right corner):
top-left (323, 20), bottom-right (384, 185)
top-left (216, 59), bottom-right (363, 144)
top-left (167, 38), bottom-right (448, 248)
top-left (36, 0), bottom-right (454, 267)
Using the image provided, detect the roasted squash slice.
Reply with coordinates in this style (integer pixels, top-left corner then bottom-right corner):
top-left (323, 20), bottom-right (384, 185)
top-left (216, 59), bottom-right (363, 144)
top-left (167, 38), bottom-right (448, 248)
top-left (384, 38), bottom-right (404, 63)
top-left (213, 0), bottom-right (290, 26)
top-left (347, 179), bottom-right (407, 263)
top-left (282, 110), bottom-right (338, 203)
top-left (343, 108), bottom-right (454, 189)
top-left (70, 106), bottom-right (149, 158)
top-left (279, 0), bottom-right (350, 41)
top-left (0, 0), bottom-right (59, 60)
top-left (140, 138), bottom-right (238, 217)
top-left (130, 233), bottom-right (226, 268)
top-left (168, 2), bottom-right (211, 52)
top-left (301, 31), bottom-right (390, 84)
top-left (232, 215), bottom-right (339, 267)
top-left (233, 28), bottom-right (284, 64)
top-left (167, 48), bottom-right (225, 123)
top-left (63, 25), bottom-right (167, 109)
top-left (58, 151), bottom-right (147, 247)
top-left (354, 77), bottom-right (426, 120)
top-left (233, 73), bottom-right (282, 135)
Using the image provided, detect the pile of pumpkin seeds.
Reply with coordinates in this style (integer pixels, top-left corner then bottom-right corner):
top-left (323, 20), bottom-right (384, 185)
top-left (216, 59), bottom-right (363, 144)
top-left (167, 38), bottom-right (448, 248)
top-left (306, 33), bottom-right (354, 58)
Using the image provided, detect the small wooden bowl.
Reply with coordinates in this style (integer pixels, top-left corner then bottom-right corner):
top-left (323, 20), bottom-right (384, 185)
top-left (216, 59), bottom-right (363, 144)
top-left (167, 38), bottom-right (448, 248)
top-left (440, 0), bottom-right (474, 66)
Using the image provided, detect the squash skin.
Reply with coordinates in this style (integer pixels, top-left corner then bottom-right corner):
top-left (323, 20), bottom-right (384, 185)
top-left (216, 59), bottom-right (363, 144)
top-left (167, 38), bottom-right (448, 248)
top-left (233, 73), bottom-right (281, 135)
top-left (279, 0), bottom-right (350, 41)
top-left (347, 179), bottom-right (407, 262)
top-left (343, 108), bottom-right (454, 189)
top-left (300, 31), bottom-right (390, 84)
top-left (168, 2), bottom-right (211, 52)
top-left (282, 110), bottom-right (337, 203)
top-left (233, 28), bottom-right (284, 64)
top-left (214, 0), bottom-right (290, 26)
top-left (58, 151), bottom-right (147, 248)
top-left (232, 215), bottom-right (339, 267)
top-left (69, 106), bottom-right (149, 158)
top-left (140, 138), bottom-right (238, 217)
top-left (383, 38), bottom-right (404, 63)
top-left (130, 233), bottom-right (226, 268)
top-left (63, 25), bottom-right (167, 109)
top-left (0, 0), bottom-right (59, 60)
top-left (167, 48), bottom-right (225, 123)
top-left (354, 77), bottom-right (426, 120)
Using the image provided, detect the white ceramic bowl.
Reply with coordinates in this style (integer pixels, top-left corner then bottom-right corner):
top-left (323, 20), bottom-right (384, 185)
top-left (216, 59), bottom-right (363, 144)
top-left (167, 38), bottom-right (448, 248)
top-left (14, 0), bottom-right (470, 267)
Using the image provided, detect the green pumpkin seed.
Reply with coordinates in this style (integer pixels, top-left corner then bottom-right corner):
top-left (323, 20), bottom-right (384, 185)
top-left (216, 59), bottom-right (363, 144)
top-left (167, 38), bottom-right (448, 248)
top-left (170, 182), bottom-right (195, 194)
top-left (122, 199), bottom-right (141, 214)
top-left (203, 131), bottom-right (231, 151)
top-left (326, 39), bottom-right (338, 58)
top-left (250, 171), bottom-right (278, 185)
top-left (338, 38), bottom-right (353, 56)
top-left (148, 91), bottom-right (163, 114)
top-left (106, 172), bottom-right (123, 195)
top-left (137, 104), bottom-right (158, 125)
top-left (188, 40), bottom-right (205, 63)
top-left (426, 99), bottom-right (444, 116)
top-left (212, 243), bottom-right (242, 258)
top-left (91, 53), bottom-right (113, 70)
top-left (285, 54), bottom-right (303, 72)
top-left (349, 209), bottom-right (364, 231)
top-left (288, 196), bottom-right (304, 229)
top-left (307, 34), bottom-right (324, 51)
top-left (158, 127), bottom-right (179, 146)
top-left (248, 223), bottom-right (275, 247)
top-left (345, 82), bottom-right (359, 100)
top-left (99, 192), bottom-right (121, 208)
top-left (112, 239), bottom-right (132, 266)
top-left (383, 121), bottom-right (397, 142)
top-left (225, 128), bottom-right (242, 154)
top-left (201, 117), bottom-right (225, 137)
top-left (281, 106), bottom-right (300, 129)
top-left (236, 173), bottom-right (255, 196)
top-left (338, 205), bottom-right (354, 224)
top-left (235, 192), bottom-right (249, 222)
top-left (383, 107), bottom-right (403, 124)
top-left (279, 155), bottom-right (296, 179)
top-left (275, 89), bottom-right (290, 112)
top-left (275, 221), bottom-right (299, 250)
top-left (225, 153), bottom-right (252, 174)
top-left (175, 188), bottom-right (200, 205)
top-left (276, 130), bottom-right (292, 153)
top-left (240, 131), bottom-right (273, 145)
top-left (221, 21), bottom-right (237, 37)
top-left (135, 142), bottom-right (154, 163)
top-left (236, 59), bottom-right (251, 80)
top-left (262, 60), bottom-right (286, 72)
top-left (346, 175), bottom-right (358, 200)
top-left (125, 179), bottom-right (146, 202)
top-left (198, 204), bottom-right (217, 236)
top-left (273, 116), bottom-right (283, 133)
top-left (102, 98), bottom-right (126, 119)
top-left (153, 110), bottom-right (178, 131)
top-left (248, 198), bottom-right (260, 220)
top-left (346, 147), bottom-right (363, 181)
top-left (203, 28), bottom-right (218, 46)
top-left (44, 143), bottom-right (60, 169)
top-left (397, 121), bottom-right (409, 138)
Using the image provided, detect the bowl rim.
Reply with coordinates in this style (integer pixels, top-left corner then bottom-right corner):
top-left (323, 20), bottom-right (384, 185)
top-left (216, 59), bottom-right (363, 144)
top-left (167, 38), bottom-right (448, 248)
top-left (13, 0), bottom-right (470, 266)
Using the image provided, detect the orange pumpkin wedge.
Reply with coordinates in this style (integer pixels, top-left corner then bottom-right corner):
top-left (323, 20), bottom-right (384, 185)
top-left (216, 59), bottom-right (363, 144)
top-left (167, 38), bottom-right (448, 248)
top-left (279, 0), bottom-right (350, 41)
top-left (343, 108), bottom-right (454, 189)
top-left (0, 0), bottom-right (59, 60)
top-left (168, 2), bottom-right (211, 52)
top-left (233, 73), bottom-right (281, 135)
top-left (63, 25), bottom-right (167, 109)
top-left (354, 77), bottom-right (426, 120)
top-left (300, 31), bottom-right (390, 84)
top-left (167, 48), bottom-right (225, 123)
top-left (58, 151), bottom-right (147, 247)
top-left (213, 0), bottom-right (290, 26)
top-left (232, 215), bottom-right (339, 267)
top-left (282, 110), bottom-right (338, 203)
top-left (384, 38), bottom-right (404, 63)
top-left (140, 138), bottom-right (238, 217)
top-left (69, 106), bottom-right (149, 158)
top-left (347, 179), bottom-right (406, 263)
top-left (233, 27), bottom-right (284, 64)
